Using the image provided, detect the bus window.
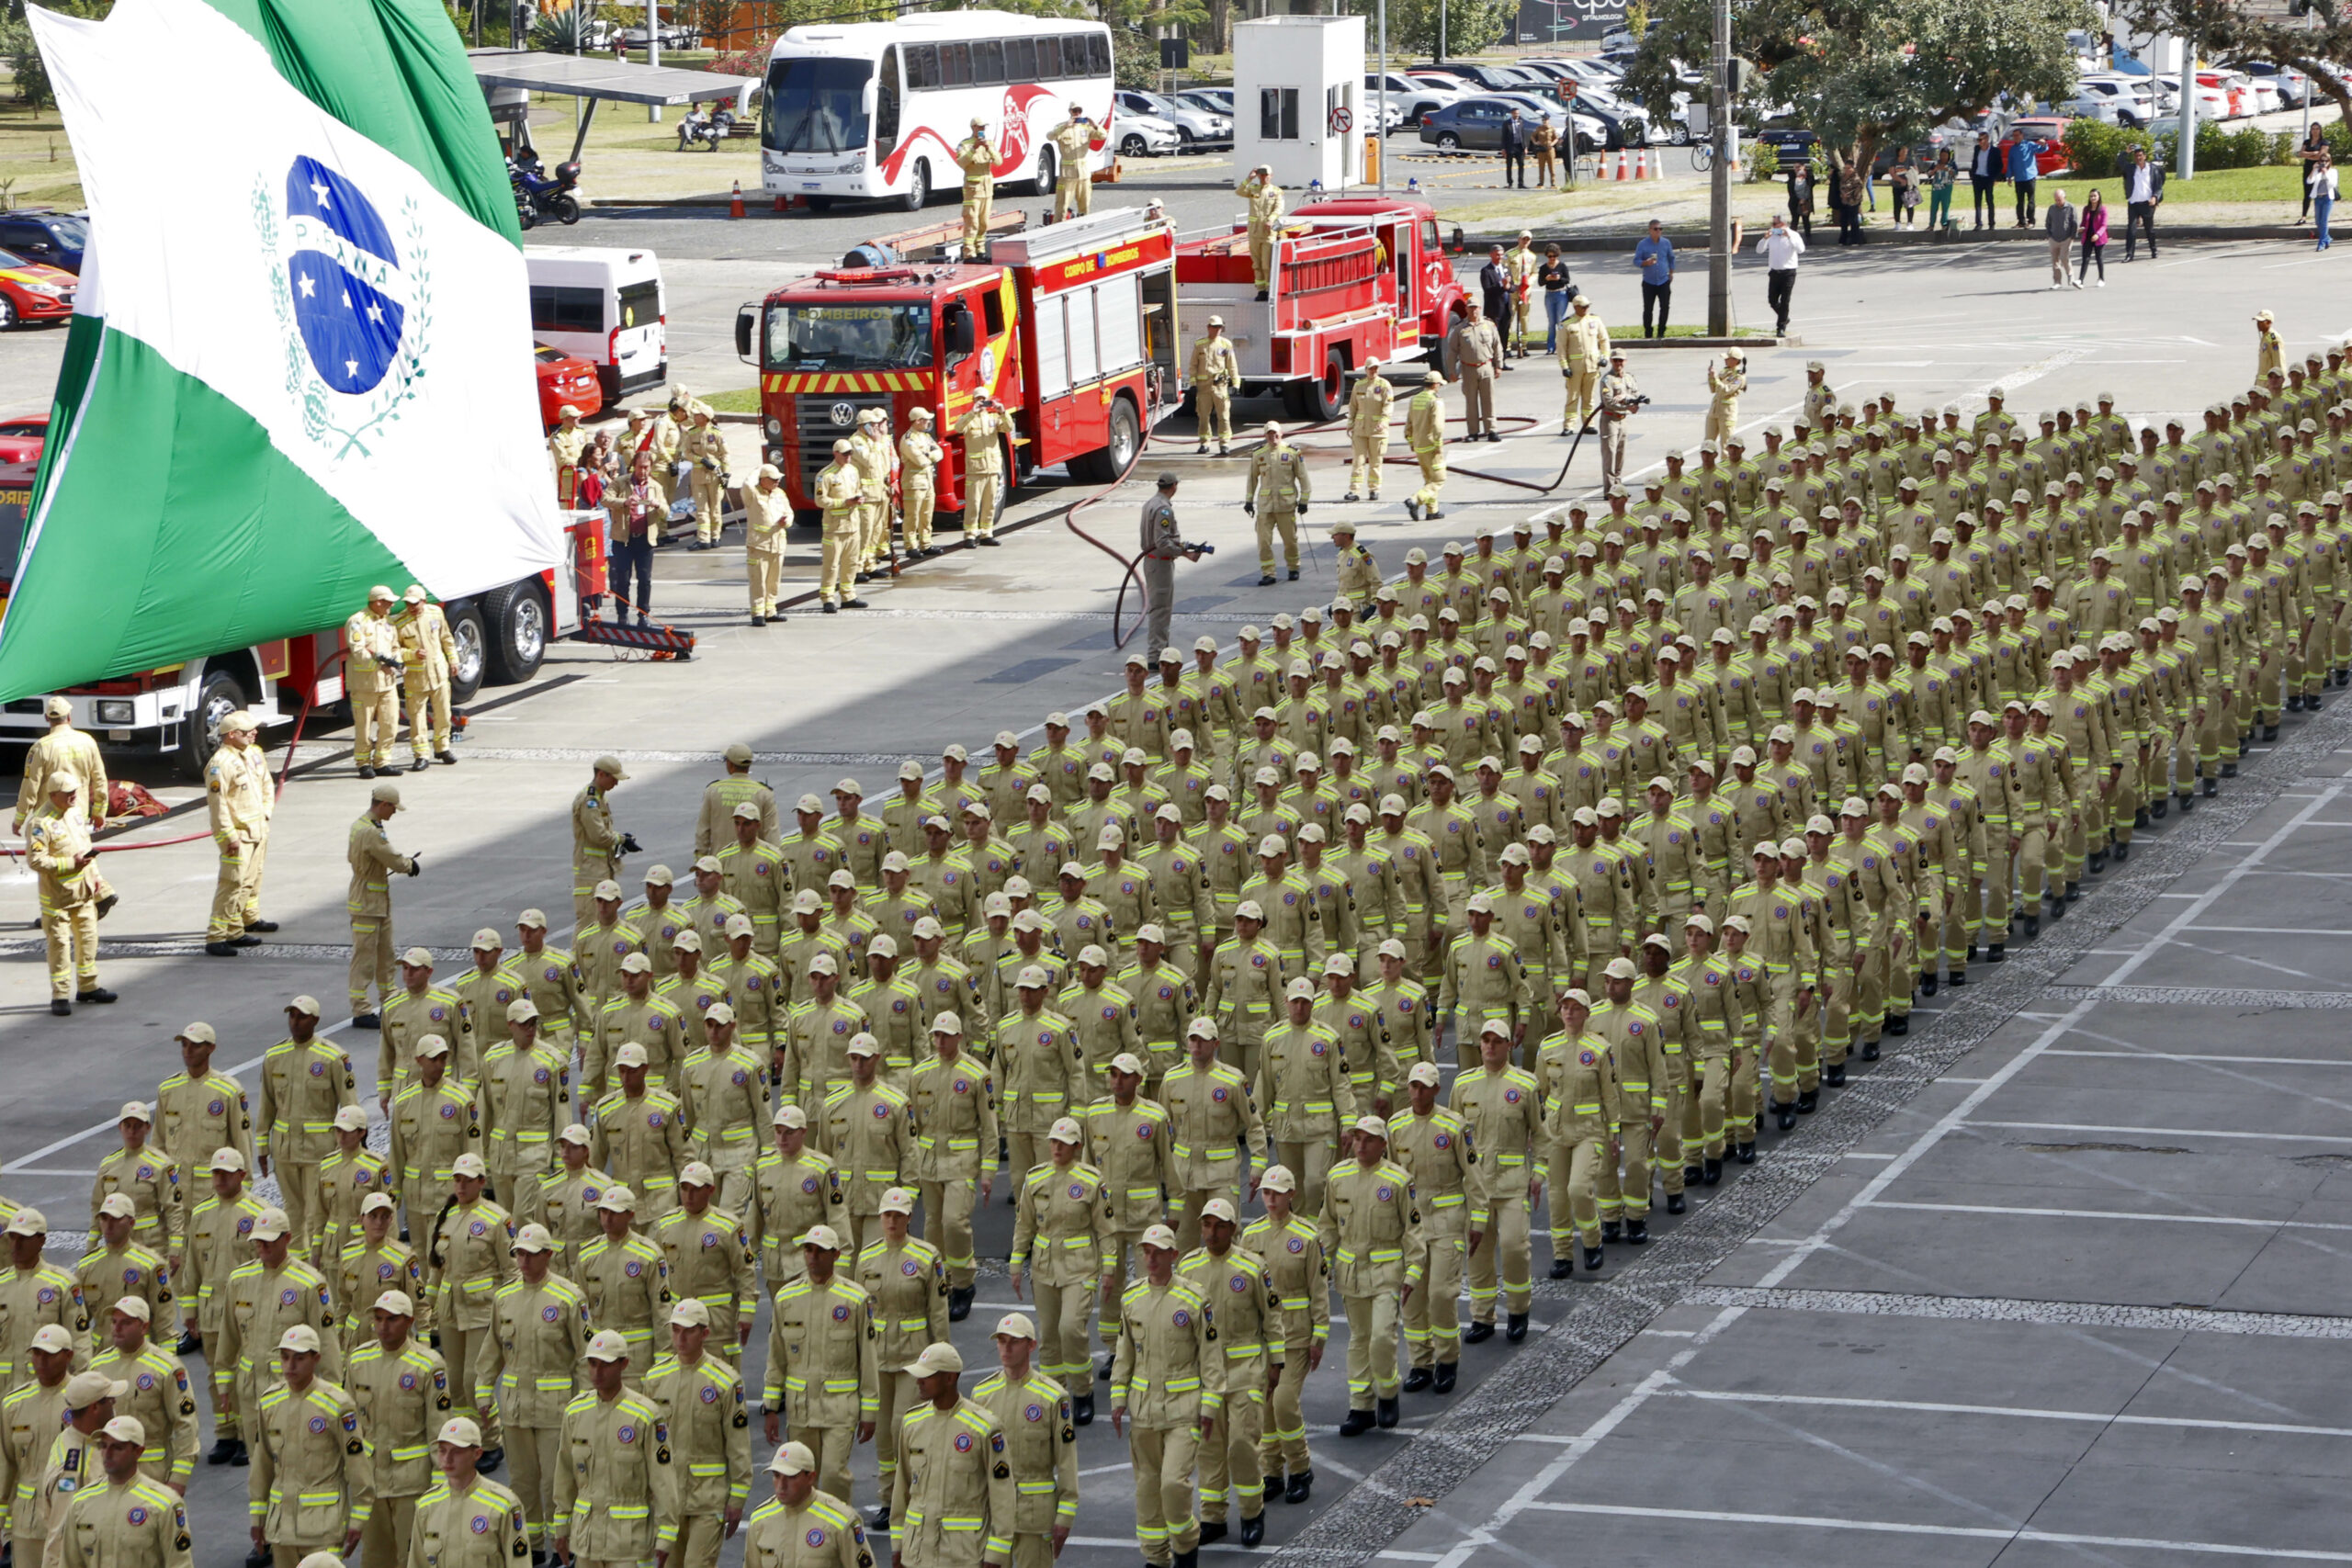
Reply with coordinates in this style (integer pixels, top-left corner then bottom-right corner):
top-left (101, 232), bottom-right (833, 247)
top-left (905, 44), bottom-right (937, 89)
top-left (876, 46), bottom-right (901, 157)
top-left (1084, 33), bottom-right (1110, 74)
top-left (940, 42), bottom-right (971, 87)
top-left (1006, 38), bottom-right (1036, 82)
top-left (971, 39), bottom-right (1004, 85)
top-left (763, 56), bottom-right (873, 154)
top-left (1035, 36), bottom-right (1061, 78)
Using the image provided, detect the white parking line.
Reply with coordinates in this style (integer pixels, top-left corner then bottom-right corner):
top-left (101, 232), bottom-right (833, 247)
top-left (1520, 1502), bottom-right (2352, 1561)
top-left (2044, 1050), bottom-right (2352, 1067)
top-left (1965, 1119), bottom-right (2352, 1145)
top-left (1871, 1201), bottom-right (2352, 1232)
top-left (1665, 1387), bottom-right (2352, 1438)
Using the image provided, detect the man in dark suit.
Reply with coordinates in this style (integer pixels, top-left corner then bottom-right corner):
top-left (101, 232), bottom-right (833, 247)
top-left (2121, 143), bottom-right (2166, 259)
top-left (1969, 131), bottom-right (2004, 230)
top-left (1500, 108), bottom-right (1529, 188)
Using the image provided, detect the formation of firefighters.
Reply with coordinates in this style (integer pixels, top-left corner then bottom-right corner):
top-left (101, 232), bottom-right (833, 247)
top-left (16, 254), bottom-right (2352, 1568)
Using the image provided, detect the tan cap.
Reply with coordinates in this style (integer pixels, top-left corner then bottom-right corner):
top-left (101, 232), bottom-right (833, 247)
top-left (585, 1330), bottom-right (632, 1362)
top-left (99, 1416), bottom-right (146, 1446)
top-left (993, 1312), bottom-right (1038, 1340)
top-left (511, 1224), bottom-right (556, 1254)
top-left (276, 1325), bottom-right (322, 1355)
top-left (374, 1289), bottom-right (416, 1316)
top-left (437, 1416), bottom-right (485, 1448)
top-left (910, 1341), bottom-right (965, 1377)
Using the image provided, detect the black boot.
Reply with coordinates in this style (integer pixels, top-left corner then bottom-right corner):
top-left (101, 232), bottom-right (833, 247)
top-left (1601, 1221), bottom-right (1621, 1242)
top-left (1775, 1100), bottom-right (1796, 1130)
top-left (480, 1447), bottom-right (503, 1474)
top-left (1988, 943), bottom-right (2006, 963)
top-left (1339, 1408), bottom-right (1375, 1437)
top-left (206, 941), bottom-right (243, 957)
top-left (2066, 881), bottom-right (2081, 901)
top-left (2179, 791), bottom-right (2196, 812)
top-left (1199, 1522), bottom-right (1229, 1546)
top-left (1507, 1311), bottom-right (1529, 1341)
top-left (948, 1286), bottom-right (973, 1322)
top-left (1702, 1157), bottom-right (1723, 1185)
top-left (1736, 1143), bottom-right (1757, 1164)
top-left (2024, 913), bottom-right (2040, 937)
top-left (1666, 1191), bottom-right (1686, 1214)
top-left (1966, 943), bottom-right (1980, 964)
top-left (1826, 1063), bottom-right (1847, 1087)
top-left (1548, 1255), bottom-right (1573, 1280)
top-left (2204, 776), bottom-right (2219, 796)
top-left (1684, 1165), bottom-right (1704, 1187)
top-left (2152, 798), bottom-right (2169, 819)
top-left (208, 1436), bottom-right (240, 1465)
top-left (1176, 1549), bottom-right (1200, 1568)
top-left (2113, 841), bottom-right (2130, 863)
top-left (869, 1506), bottom-right (891, 1530)
top-left (1402, 1367), bottom-right (1433, 1393)
top-left (2133, 806), bottom-right (2149, 828)
top-left (1581, 1245), bottom-right (1604, 1269)
top-left (1263, 1474), bottom-right (1283, 1506)
top-left (1796, 1089), bottom-right (1818, 1114)
top-left (77, 987), bottom-right (117, 1004)
top-left (231, 1438), bottom-right (249, 1466)
top-left (2223, 761), bottom-right (2239, 777)
top-left (1241, 1513), bottom-right (1265, 1547)
top-left (1861, 1037), bottom-right (1881, 1060)
top-left (352, 1012), bottom-right (380, 1029)
top-left (1462, 1320), bottom-right (1495, 1344)
top-left (1625, 1219), bottom-right (1648, 1244)
top-left (1286, 1471), bottom-right (1314, 1504)
top-left (1889, 1012), bottom-right (1910, 1034)
top-left (1919, 972), bottom-right (1938, 997)
top-left (1376, 1396), bottom-right (1400, 1428)
top-left (1432, 1360), bottom-right (1457, 1393)
top-left (1072, 1393), bottom-right (1093, 1426)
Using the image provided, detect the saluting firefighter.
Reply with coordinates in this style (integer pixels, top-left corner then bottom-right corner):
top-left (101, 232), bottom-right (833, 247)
top-left (1049, 103), bottom-right (1102, 221)
top-left (956, 395), bottom-right (1015, 549)
top-left (956, 120), bottom-right (998, 260)
top-left (1236, 167), bottom-right (1283, 300)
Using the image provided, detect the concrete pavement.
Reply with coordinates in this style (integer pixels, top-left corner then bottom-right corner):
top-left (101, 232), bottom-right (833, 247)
top-left (6, 236), bottom-right (2352, 1568)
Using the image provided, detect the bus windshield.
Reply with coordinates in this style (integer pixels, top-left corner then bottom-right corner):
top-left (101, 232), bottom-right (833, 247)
top-left (764, 56), bottom-right (873, 154)
top-left (766, 302), bottom-right (933, 369)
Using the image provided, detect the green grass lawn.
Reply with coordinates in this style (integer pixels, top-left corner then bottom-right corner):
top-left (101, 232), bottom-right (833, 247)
top-left (701, 387), bottom-right (763, 413)
top-left (2042, 163), bottom-right (2303, 206)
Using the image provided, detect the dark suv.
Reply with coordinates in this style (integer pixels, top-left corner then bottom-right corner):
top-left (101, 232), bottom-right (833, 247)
top-left (0, 212), bottom-right (85, 276)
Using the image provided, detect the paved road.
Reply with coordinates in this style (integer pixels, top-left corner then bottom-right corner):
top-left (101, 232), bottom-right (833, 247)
top-left (5, 237), bottom-right (2351, 1568)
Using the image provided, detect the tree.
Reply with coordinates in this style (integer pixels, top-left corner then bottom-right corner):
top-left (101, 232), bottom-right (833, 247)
top-left (1347, 0), bottom-right (1516, 61)
top-left (2111, 0), bottom-right (2352, 128)
top-left (1623, 0), bottom-right (2090, 172)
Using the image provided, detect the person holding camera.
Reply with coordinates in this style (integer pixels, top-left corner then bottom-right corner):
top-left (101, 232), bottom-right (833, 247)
top-left (956, 394), bottom-right (1015, 546)
top-left (1138, 473), bottom-right (1208, 666)
top-left (1597, 350), bottom-right (1642, 491)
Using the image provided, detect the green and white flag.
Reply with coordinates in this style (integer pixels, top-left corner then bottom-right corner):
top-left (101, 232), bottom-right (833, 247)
top-left (3, 0), bottom-right (560, 698)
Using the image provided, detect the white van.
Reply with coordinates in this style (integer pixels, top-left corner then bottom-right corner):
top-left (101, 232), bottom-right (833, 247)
top-left (525, 246), bottom-right (668, 401)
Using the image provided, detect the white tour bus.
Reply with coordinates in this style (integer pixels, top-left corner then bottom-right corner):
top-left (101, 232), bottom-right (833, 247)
top-left (761, 12), bottom-right (1114, 212)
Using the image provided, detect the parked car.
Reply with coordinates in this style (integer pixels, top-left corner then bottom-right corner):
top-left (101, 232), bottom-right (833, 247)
top-left (0, 249), bottom-right (76, 330)
top-left (619, 22), bottom-right (696, 49)
top-left (1115, 88), bottom-right (1231, 151)
top-left (2068, 75), bottom-right (2156, 126)
top-left (2241, 62), bottom-right (2312, 107)
top-left (1418, 96), bottom-right (1603, 154)
top-left (533, 344), bottom-right (604, 430)
top-left (1182, 87), bottom-right (1235, 114)
top-left (1113, 112), bottom-right (1182, 158)
top-left (1413, 61), bottom-right (1538, 93)
top-left (0, 412), bottom-right (47, 467)
top-left (1524, 56), bottom-right (1627, 90)
top-left (1365, 72), bottom-right (1462, 125)
top-left (0, 209), bottom-right (85, 276)
top-left (1566, 85), bottom-right (1654, 146)
top-left (2154, 73), bottom-right (2232, 120)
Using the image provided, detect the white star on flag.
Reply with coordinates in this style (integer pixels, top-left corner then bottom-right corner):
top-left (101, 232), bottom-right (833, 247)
top-left (296, 272), bottom-right (315, 298)
top-left (345, 359), bottom-right (358, 377)
top-left (311, 179), bottom-right (331, 205)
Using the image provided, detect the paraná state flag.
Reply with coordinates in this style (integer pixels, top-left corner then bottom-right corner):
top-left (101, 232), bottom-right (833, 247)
top-left (4, 0), bottom-right (560, 699)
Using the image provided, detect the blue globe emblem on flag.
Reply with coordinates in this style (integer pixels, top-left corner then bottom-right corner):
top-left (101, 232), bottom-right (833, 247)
top-left (283, 157), bottom-right (404, 393)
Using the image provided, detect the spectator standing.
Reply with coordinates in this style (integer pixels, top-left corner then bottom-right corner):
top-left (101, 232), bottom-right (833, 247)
top-left (1969, 131), bottom-right (2004, 229)
top-left (1537, 246), bottom-right (1573, 351)
top-left (1927, 149), bottom-right (1956, 231)
top-left (2077, 188), bottom-right (2109, 286)
top-left (2121, 144), bottom-right (2165, 260)
top-left (1785, 159), bottom-right (1814, 236)
top-left (1835, 159), bottom-right (1866, 245)
top-left (2043, 187), bottom-right (2079, 288)
top-left (608, 450), bottom-right (658, 626)
top-left (1633, 220), bottom-right (1675, 337)
top-left (1531, 116), bottom-right (1560, 186)
top-left (1756, 213), bottom-right (1805, 336)
top-left (1888, 153), bottom-right (1919, 229)
top-left (1478, 245), bottom-right (1511, 326)
top-left (1500, 109), bottom-right (1529, 188)
top-left (2312, 152), bottom-right (2338, 251)
top-left (2300, 123), bottom-right (2330, 222)
top-left (2008, 130), bottom-right (2045, 227)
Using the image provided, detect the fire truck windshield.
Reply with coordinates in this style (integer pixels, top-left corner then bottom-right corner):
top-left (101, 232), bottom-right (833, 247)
top-left (765, 302), bottom-right (933, 370)
top-left (763, 56), bottom-right (873, 155)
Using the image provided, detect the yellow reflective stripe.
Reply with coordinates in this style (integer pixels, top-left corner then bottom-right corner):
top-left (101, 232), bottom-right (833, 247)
top-left (391, 1444), bottom-right (430, 1461)
top-left (1016, 1481), bottom-right (1059, 1495)
top-left (609, 1504), bottom-right (651, 1519)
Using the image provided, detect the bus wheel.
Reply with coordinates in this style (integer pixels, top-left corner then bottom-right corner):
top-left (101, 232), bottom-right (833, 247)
top-left (1029, 147), bottom-right (1057, 198)
top-left (806, 195), bottom-right (835, 213)
top-left (901, 160), bottom-right (931, 212)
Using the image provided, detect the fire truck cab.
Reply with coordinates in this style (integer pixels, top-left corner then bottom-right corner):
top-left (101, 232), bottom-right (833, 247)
top-left (739, 208), bottom-right (1177, 527)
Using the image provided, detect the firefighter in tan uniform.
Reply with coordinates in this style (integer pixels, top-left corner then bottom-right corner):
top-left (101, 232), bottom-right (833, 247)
top-left (653, 1166), bottom-right (757, 1366)
top-left (553, 1330), bottom-right (679, 1568)
top-left (247, 1323), bottom-right (372, 1563)
top-left (743, 465), bottom-right (791, 627)
top-left (1244, 423), bottom-right (1311, 586)
top-left (1006, 1119), bottom-right (1112, 1415)
top-left (578, 1187), bottom-right (672, 1384)
top-left (854, 1190), bottom-right (947, 1516)
top-left (1343, 361), bottom-right (1393, 502)
top-left (393, 587), bottom-right (458, 771)
top-left (408, 1416), bottom-right (530, 1568)
top-left (571, 758), bottom-right (630, 933)
top-left (0, 1328), bottom-right (76, 1561)
top-left (1407, 378), bottom-right (1450, 522)
top-left (203, 712), bottom-right (275, 955)
top-left (1703, 350), bottom-right (1746, 445)
top-left (1189, 320), bottom-right (1241, 457)
top-left (956, 398), bottom-right (1015, 547)
top-left (742, 1438), bottom-right (872, 1568)
top-left (890, 1341), bottom-right (1016, 1568)
top-left (1048, 105), bottom-right (1100, 220)
top-left (1176, 1199), bottom-right (1278, 1548)
top-left (1110, 1229), bottom-right (1221, 1568)
top-left (344, 587), bottom-right (403, 777)
top-left (815, 441), bottom-right (865, 615)
top-left (1236, 167), bottom-right (1283, 298)
top-left (848, 409), bottom-right (896, 577)
top-left (759, 1226), bottom-right (877, 1508)
top-left (1387, 1061), bottom-right (1478, 1392)
top-left (643, 1297), bottom-right (751, 1568)
top-left (1159, 1020), bottom-right (1264, 1249)
top-left (1238, 1166), bottom-right (1324, 1504)
top-left (29, 773), bottom-right (107, 1014)
top-left (956, 121), bottom-right (999, 260)
top-left (83, 1296), bottom-right (195, 1490)
top-left (47, 1412), bottom-right (192, 1568)
top-left (899, 410), bottom-right (944, 558)
top-left (345, 1287), bottom-right (448, 1568)
top-left (347, 784), bottom-right (415, 1026)
top-left (1324, 1118), bottom-right (1420, 1436)
top-left (907, 1016), bottom-right (998, 1314)
top-left (971, 1314), bottom-right (1077, 1568)
top-left (478, 1225), bottom-right (587, 1555)
top-left (682, 405), bottom-right (728, 549)
top-left (1556, 296), bottom-right (1609, 434)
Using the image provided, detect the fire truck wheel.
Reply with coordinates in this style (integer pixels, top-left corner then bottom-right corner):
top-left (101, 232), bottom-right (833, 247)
top-left (479, 581), bottom-right (550, 687)
top-left (1069, 395), bottom-right (1141, 484)
top-left (175, 668), bottom-right (248, 782)
top-left (1302, 350), bottom-right (1346, 423)
top-left (442, 599), bottom-right (488, 705)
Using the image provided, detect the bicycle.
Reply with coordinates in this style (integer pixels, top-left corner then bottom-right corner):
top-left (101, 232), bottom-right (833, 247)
top-left (1691, 141), bottom-right (1714, 172)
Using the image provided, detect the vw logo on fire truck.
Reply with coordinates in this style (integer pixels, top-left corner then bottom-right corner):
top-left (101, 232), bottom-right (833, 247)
top-left (831, 401), bottom-right (856, 426)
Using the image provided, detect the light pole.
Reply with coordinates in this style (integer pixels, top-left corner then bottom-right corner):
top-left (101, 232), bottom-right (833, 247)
top-left (1377, 0), bottom-right (1388, 193)
top-left (2177, 35), bottom-right (2197, 178)
top-left (1706, 0), bottom-right (1732, 335)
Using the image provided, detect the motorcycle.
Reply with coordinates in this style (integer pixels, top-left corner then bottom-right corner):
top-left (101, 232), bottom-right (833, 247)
top-left (508, 153), bottom-right (583, 225)
top-left (675, 107), bottom-right (737, 151)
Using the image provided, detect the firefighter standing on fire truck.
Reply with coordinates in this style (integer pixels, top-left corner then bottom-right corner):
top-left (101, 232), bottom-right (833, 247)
top-left (1050, 104), bottom-right (1100, 221)
top-left (956, 119), bottom-right (997, 259)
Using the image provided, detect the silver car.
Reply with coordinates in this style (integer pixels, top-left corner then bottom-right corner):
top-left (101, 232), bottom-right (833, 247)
top-left (1115, 89), bottom-right (1231, 152)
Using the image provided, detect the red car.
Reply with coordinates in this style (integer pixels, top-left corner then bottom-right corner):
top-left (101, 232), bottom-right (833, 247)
top-left (0, 249), bottom-right (75, 330)
top-left (535, 344), bottom-right (604, 428)
top-left (0, 412), bottom-right (47, 467)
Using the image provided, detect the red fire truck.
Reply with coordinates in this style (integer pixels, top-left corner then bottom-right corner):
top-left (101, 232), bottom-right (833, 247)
top-left (1171, 197), bottom-right (1467, 423)
top-left (735, 207), bottom-right (1178, 525)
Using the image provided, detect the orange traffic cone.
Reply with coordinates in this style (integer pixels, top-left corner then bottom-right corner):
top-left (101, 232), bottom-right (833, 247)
top-left (1634, 148), bottom-right (1646, 179)
top-left (1614, 149), bottom-right (1628, 181)
top-left (729, 180), bottom-right (745, 219)
top-left (1652, 146), bottom-right (1666, 178)
top-left (773, 194), bottom-right (789, 213)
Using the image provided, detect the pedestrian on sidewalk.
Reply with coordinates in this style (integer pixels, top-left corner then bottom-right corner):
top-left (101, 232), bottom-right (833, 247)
top-left (1785, 159), bottom-right (1814, 236)
top-left (1927, 148), bottom-right (1956, 231)
top-left (2121, 145), bottom-right (2165, 260)
top-left (2299, 123), bottom-right (2329, 222)
top-left (2077, 188), bottom-right (2109, 286)
top-left (1969, 131), bottom-right (2004, 228)
top-left (1500, 109), bottom-right (1529, 188)
top-left (1756, 212), bottom-right (1805, 335)
top-left (2311, 152), bottom-right (2337, 251)
top-left (1634, 220), bottom-right (1676, 336)
top-left (2044, 187), bottom-right (2079, 288)
top-left (1835, 159), bottom-right (1866, 245)
top-left (1888, 153), bottom-right (1919, 229)
top-left (2008, 129), bottom-right (2045, 227)
top-left (1539, 245), bottom-right (1573, 351)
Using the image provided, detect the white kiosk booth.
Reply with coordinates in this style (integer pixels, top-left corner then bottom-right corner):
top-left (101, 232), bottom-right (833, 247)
top-left (1232, 16), bottom-right (1365, 192)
